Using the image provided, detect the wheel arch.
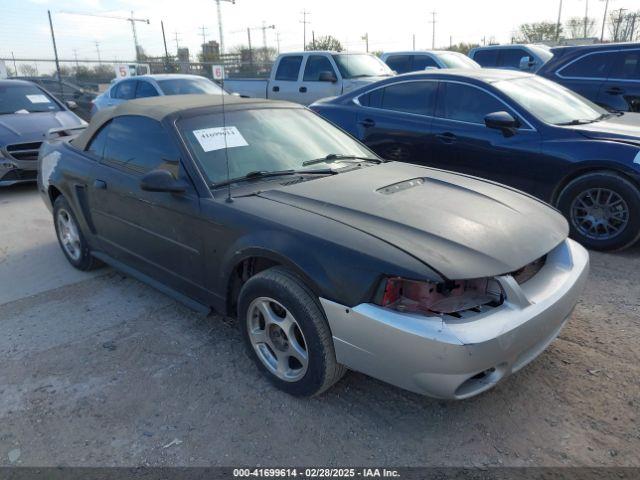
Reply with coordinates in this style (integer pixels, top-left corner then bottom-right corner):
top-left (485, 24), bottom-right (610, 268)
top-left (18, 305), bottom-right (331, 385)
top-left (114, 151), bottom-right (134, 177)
top-left (550, 164), bottom-right (640, 206)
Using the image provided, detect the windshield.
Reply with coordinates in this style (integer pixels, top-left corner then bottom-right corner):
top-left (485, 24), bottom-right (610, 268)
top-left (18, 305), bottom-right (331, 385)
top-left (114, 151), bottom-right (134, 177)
top-left (157, 77), bottom-right (225, 96)
top-left (178, 107), bottom-right (373, 186)
top-left (0, 83), bottom-right (61, 115)
top-left (332, 54), bottom-right (393, 79)
top-left (494, 75), bottom-right (607, 125)
top-left (437, 52), bottom-right (481, 69)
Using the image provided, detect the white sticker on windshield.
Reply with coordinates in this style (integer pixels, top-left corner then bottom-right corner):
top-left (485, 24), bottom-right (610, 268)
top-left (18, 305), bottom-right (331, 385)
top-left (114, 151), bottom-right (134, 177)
top-left (26, 94), bottom-right (50, 104)
top-left (193, 126), bottom-right (248, 152)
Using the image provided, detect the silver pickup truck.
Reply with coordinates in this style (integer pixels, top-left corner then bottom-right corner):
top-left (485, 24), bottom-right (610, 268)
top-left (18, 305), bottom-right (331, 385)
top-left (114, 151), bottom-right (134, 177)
top-left (225, 51), bottom-right (394, 105)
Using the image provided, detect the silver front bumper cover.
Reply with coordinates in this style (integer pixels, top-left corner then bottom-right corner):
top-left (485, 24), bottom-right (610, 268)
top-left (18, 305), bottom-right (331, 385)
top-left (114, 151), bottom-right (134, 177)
top-left (320, 238), bottom-right (589, 399)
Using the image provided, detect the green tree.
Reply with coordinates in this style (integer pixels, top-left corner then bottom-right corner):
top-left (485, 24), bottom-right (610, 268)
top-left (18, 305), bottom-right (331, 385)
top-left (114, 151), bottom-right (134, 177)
top-left (516, 22), bottom-right (560, 42)
top-left (306, 35), bottom-right (343, 52)
top-left (447, 42), bottom-right (480, 55)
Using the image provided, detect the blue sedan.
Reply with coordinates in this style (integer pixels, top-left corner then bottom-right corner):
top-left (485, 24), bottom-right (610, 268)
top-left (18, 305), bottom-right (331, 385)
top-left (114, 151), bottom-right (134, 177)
top-left (310, 69), bottom-right (640, 251)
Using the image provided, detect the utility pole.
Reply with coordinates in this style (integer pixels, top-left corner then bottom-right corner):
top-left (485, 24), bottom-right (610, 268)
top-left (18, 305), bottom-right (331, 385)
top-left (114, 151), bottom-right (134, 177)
top-left (47, 10), bottom-right (62, 87)
top-left (613, 8), bottom-right (627, 41)
top-left (214, 0), bottom-right (235, 55)
top-left (556, 0), bottom-right (563, 42)
top-left (161, 20), bottom-right (170, 70)
top-left (200, 25), bottom-right (208, 61)
top-left (583, 0), bottom-right (590, 38)
top-left (429, 11), bottom-right (437, 49)
top-left (449, 35), bottom-right (452, 48)
top-left (95, 41), bottom-right (101, 63)
top-left (73, 49), bottom-right (79, 68)
top-left (412, 34), bottom-right (416, 50)
top-left (247, 27), bottom-right (253, 67)
top-left (600, 0), bottom-right (610, 41)
top-left (362, 33), bottom-right (369, 52)
top-left (276, 31), bottom-right (281, 54)
top-left (300, 10), bottom-right (311, 50)
top-left (173, 31), bottom-right (181, 53)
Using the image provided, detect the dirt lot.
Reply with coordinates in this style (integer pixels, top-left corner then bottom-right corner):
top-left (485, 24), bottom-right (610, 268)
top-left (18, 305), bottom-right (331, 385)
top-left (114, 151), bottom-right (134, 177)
top-left (0, 183), bottom-right (639, 468)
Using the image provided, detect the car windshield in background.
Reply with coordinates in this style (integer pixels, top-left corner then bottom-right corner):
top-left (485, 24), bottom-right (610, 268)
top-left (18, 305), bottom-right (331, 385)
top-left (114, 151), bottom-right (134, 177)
top-left (332, 54), bottom-right (394, 78)
top-left (437, 52), bottom-right (481, 69)
top-left (178, 107), bottom-right (373, 185)
top-left (156, 77), bottom-right (225, 96)
top-left (494, 75), bottom-right (607, 125)
top-left (0, 84), bottom-right (60, 115)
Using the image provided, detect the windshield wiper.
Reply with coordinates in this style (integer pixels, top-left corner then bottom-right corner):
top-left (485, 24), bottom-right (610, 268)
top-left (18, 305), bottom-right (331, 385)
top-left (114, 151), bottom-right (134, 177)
top-left (302, 153), bottom-right (383, 167)
top-left (556, 113), bottom-right (611, 126)
top-left (211, 168), bottom-right (334, 188)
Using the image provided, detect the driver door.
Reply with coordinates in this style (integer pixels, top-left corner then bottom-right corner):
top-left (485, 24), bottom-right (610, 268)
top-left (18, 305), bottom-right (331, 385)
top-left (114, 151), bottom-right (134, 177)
top-left (85, 115), bottom-right (207, 299)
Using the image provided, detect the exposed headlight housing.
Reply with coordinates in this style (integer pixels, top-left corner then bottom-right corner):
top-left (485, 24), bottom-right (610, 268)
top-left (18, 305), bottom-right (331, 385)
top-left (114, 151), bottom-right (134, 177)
top-left (374, 276), bottom-right (504, 317)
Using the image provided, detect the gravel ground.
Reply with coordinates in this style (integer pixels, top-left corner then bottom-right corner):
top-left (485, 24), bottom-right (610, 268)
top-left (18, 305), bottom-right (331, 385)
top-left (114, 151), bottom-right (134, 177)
top-left (0, 184), bottom-right (638, 468)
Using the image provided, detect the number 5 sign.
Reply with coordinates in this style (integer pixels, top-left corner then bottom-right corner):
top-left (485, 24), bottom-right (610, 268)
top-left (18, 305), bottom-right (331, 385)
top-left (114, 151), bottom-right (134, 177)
top-left (212, 65), bottom-right (225, 80)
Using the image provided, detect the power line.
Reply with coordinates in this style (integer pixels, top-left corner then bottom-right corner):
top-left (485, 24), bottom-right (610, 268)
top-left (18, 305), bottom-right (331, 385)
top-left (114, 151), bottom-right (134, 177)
top-left (199, 25), bottom-right (208, 59)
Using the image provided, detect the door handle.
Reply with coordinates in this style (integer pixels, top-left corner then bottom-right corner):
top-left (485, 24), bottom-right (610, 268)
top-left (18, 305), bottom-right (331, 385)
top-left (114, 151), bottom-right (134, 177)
top-left (436, 132), bottom-right (457, 144)
top-left (606, 86), bottom-right (624, 95)
top-left (299, 86), bottom-right (307, 93)
top-left (93, 179), bottom-right (107, 190)
top-left (358, 118), bottom-right (376, 128)
top-left (272, 86), bottom-right (280, 92)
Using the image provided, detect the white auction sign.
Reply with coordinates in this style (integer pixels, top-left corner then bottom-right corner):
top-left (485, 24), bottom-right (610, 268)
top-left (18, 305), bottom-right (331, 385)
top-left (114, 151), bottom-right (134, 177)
top-left (212, 65), bottom-right (225, 80)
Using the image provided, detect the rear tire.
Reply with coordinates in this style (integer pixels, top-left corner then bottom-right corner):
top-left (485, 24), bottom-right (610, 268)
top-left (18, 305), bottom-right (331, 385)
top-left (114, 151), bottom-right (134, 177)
top-left (53, 195), bottom-right (102, 271)
top-left (238, 267), bottom-right (346, 396)
top-left (557, 172), bottom-right (640, 251)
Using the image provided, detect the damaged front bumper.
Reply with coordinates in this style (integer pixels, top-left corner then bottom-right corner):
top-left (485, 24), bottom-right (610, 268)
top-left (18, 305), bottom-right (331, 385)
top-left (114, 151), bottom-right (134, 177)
top-left (320, 238), bottom-right (589, 399)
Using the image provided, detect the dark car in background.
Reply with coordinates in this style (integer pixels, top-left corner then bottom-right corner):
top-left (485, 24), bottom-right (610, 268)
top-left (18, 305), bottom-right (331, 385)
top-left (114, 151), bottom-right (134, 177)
top-left (0, 79), bottom-right (85, 186)
top-left (538, 43), bottom-right (640, 113)
top-left (310, 69), bottom-right (640, 251)
top-left (381, 51), bottom-right (480, 74)
top-left (16, 76), bottom-right (97, 120)
top-left (469, 44), bottom-right (553, 72)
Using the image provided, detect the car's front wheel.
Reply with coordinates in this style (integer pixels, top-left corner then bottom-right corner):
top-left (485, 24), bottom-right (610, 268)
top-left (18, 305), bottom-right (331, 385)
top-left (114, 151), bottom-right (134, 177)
top-left (53, 195), bottom-right (101, 271)
top-left (557, 172), bottom-right (640, 251)
top-left (238, 267), bottom-right (346, 396)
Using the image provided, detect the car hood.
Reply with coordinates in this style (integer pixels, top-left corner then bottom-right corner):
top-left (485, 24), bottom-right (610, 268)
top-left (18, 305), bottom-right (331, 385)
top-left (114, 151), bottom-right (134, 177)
top-left (566, 113), bottom-right (640, 145)
top-left (257, 162), bottom-right (568, 280)
top-left (0, 111), bottom-right (85, 146)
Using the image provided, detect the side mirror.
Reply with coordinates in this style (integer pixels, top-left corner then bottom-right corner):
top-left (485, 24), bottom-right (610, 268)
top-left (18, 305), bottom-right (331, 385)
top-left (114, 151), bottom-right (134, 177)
top-left (140, 169), bottom-right (186, 193)
top-left (485, 111), bottom-right (519, 137)
top-left (518, 56), bottom-right (535, 71)
top-left (65, 100), bottom-right (78, 110)
top-left (318, 71), bottom-right (338, 83)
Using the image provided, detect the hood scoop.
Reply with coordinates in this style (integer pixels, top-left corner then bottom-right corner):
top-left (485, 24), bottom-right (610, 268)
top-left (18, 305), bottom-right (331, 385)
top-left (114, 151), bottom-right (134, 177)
top-left (377, 178), bottom-right (425, 195)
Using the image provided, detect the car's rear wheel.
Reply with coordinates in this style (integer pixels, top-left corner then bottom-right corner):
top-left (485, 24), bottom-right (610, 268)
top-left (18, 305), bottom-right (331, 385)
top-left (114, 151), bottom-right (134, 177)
top-left (53, 195), bottom-right (101, 271)
top-left (557, 172), bottom-right (640, 251)
top-left (238, 267), bottom-right (346, 396)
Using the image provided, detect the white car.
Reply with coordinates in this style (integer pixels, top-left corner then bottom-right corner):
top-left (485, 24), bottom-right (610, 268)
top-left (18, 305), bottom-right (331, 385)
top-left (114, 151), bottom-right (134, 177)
top-left (90, 74), bottom-right (226, 117)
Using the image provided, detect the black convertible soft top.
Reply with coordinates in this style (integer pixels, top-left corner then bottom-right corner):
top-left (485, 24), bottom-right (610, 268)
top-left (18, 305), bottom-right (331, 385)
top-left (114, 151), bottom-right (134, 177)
top-left (72, 94), bottom-right (292, 150)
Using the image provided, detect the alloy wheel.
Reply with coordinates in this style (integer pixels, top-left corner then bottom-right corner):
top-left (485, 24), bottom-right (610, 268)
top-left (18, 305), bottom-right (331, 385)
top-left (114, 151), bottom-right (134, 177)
top-left (570, 188), bottom-right (629, 241)
top-left (56, 208), bottom-right (82, 261)
top-left (246, 296), bottom-right (309, 382)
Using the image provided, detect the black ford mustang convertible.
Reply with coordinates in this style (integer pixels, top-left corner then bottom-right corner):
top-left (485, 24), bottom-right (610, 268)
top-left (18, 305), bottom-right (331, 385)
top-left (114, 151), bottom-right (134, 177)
top-left (38, 95), bottom-right (588, 399)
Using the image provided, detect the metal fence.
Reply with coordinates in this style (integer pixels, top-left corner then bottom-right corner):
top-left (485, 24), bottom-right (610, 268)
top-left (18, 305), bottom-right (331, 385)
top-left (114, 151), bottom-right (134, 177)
top-left (1, 54), bottom-right (274, 93)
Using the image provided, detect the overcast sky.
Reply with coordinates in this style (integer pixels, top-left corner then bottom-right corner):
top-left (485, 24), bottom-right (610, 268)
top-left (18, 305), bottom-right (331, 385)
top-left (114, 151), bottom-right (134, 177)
top-left (2, 0), bottom-right (638, 63)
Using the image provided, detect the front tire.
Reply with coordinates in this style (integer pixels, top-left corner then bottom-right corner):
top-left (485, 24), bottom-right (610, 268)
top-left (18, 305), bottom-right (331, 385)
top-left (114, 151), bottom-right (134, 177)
top-left (53, 195), bottom-right (101, 271)
top-left (557, 172), bottom-right (640, 251)
top-left (238, 267), bottom-right (346, 396)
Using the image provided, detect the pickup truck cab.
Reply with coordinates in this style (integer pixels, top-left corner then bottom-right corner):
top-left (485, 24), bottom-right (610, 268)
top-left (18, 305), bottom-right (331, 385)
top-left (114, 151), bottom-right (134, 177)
top-left (225, 51), bottom-right (394, 105)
